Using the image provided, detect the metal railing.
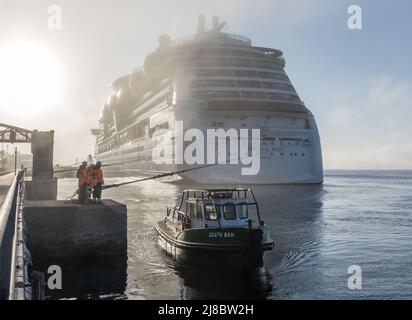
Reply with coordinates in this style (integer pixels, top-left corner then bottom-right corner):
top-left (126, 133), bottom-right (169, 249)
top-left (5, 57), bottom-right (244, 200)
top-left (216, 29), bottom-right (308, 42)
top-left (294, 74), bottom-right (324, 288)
top-left (0, 171), bottom-right (26, 300)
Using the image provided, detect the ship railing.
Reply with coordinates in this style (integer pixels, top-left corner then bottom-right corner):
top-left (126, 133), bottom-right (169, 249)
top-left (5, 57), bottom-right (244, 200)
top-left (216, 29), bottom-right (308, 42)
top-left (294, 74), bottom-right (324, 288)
top-left (184, 188), bottom-right (254, 201)
top-left (166, 206), bottom-right (184, 223)
top-left (174, 32), bottom-right (252, 47)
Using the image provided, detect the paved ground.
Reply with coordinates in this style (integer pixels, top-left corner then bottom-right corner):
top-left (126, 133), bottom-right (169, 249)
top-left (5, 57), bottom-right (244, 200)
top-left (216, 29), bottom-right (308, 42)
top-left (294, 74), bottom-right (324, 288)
top-left (0, 173), bottom-right (14, 206)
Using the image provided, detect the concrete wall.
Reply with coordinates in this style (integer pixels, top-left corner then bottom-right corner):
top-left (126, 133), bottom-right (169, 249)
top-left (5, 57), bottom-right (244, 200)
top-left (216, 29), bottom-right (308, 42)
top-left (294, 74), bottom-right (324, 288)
top-left (23, 200), bottom-right (127, 260)
top-left (23, 199), bottom-right (128, 298)
top-left (25, 179), bottom-right (57, 201)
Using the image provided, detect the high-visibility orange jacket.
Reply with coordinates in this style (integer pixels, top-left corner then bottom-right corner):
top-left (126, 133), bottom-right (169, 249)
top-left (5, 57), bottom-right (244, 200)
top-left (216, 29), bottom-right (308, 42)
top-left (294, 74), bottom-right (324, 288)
top-left (90, 167), bottom-right (104, 187)
top-left (86, 166), bottom-right (94, 185)
top-left (76, 166), bottom-right (89, 186)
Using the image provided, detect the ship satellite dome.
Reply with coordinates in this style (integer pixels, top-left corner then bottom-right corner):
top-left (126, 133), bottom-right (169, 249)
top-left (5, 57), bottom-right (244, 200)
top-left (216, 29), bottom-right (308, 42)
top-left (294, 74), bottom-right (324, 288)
top-left (111, 75), bottom-right (131, 91)
top-left (102, 103), bottom-right (109, 113)
top-left (107, 94), bottom-right (117, 108)
top-left (130, 68), bottom-right (145, 87)
top-left (158, 34), bottom-right (172, 49)
top-left (116, 88), bottom-right (133, 106)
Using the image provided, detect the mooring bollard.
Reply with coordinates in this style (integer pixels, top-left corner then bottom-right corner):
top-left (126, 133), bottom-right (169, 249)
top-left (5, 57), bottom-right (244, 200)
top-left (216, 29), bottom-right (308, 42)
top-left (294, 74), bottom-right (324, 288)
top-left (30, 271), bottom-right (45, 300)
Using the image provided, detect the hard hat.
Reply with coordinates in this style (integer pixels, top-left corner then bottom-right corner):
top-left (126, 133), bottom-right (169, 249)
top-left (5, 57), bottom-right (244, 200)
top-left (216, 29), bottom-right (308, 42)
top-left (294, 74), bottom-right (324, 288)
top-left (96, 161), bottom-right (102, 167)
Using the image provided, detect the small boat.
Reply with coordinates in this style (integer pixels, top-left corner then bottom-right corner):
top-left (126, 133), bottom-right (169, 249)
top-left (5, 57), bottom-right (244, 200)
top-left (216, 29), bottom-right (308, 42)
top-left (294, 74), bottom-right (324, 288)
top-left (154, 188), bottom-right (274, 269)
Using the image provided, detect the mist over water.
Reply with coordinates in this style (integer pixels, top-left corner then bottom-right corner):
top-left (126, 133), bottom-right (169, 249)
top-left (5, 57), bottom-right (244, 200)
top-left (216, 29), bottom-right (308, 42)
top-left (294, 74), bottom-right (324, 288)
top-left (54, 170), bottom-right (412, 299)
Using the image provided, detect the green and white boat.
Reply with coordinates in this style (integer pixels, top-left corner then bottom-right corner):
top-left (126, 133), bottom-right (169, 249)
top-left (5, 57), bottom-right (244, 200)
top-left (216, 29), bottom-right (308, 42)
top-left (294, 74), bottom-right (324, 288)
top-left (155, 189), bottom-right (274, 269)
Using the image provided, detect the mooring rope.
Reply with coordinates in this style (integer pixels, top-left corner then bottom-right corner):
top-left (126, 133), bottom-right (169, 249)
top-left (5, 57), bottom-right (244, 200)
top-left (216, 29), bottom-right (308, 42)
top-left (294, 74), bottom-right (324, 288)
top-left (102, 152), bottom-right (260, 190)
top-left (102, 163), bottom-right (218, 190)
top-left (54, 158), bottom-right (139, 174)
top-left (64, 151), bottom-right (260, 197)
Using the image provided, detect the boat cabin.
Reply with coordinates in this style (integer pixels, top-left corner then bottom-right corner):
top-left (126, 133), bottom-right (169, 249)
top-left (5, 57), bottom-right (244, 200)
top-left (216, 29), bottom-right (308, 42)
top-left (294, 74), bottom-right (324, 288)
top-left (165, 189), bottom-right (264, 230)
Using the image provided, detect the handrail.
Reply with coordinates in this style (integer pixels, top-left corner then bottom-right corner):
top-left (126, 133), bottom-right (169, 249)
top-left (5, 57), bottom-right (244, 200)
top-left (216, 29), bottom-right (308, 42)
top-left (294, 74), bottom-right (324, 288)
top-left (0, 171), bottom-right (23, 300)
top-left (8, 174), bottom-right (25, 299)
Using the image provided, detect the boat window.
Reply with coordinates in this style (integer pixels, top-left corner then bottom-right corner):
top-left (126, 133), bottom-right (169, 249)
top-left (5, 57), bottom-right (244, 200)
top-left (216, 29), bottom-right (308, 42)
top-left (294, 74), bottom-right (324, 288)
top-left (238, 204), bottom-right (249, 219)
top-left (204, 204), bottom-right (217, 221)
top-left (222, 205), bottom-right (237, 220)
top-left (189, 203), bottom-right (196, 219)
top-left (196, 203), bottom-right (204, 220)
top-left (248, 204), bottom-right (258, 220)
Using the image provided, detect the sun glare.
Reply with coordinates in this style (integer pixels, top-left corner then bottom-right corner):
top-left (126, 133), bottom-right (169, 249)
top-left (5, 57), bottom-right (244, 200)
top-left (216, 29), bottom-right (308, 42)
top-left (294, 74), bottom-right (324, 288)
top-left (0, 42), bottom-right (64, 115)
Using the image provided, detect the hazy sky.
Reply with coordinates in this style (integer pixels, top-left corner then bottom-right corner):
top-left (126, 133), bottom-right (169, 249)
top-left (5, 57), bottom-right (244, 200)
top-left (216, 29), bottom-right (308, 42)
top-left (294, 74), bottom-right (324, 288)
top-left (0, 0), bottom-right (411, 169)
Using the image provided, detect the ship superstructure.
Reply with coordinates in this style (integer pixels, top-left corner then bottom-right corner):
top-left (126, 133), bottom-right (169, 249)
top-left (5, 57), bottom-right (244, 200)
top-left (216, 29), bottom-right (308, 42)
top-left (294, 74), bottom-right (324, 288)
top-left (92, 16), bottom-right (323, 184)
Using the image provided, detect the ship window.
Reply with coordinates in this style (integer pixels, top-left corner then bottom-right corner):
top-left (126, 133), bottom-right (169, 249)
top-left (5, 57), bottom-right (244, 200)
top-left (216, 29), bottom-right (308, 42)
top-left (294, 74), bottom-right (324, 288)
top-left (241, 92), bottom-right (266, 99)
top-left (258, 71), bottom-right (286, 79)
top-left (204, 204), bottom-right (218, 221)
top-left (233, 70), bottom-right (258, 78)
top-left (238, 204), bottom-right (249, 219)
top-left (237, 80), bottom-right (262, 88)
top-left (261, 82), bottom-right (292, 90)
top-left (222, 204), bottom-right (237, 220)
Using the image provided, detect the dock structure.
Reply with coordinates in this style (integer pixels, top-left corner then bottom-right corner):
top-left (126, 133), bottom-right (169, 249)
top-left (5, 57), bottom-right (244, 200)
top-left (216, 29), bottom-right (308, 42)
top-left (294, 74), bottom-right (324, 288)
top-left (23, 199), bottom-right (127, 299)
top-left (0, 129), bottom-right (128, 300)
top-left (1, 172), bottom-right (128, 300)
top-left (25, 130), bottom-right (57, 201)
top-left (23, 200), bottom-right (127, 260)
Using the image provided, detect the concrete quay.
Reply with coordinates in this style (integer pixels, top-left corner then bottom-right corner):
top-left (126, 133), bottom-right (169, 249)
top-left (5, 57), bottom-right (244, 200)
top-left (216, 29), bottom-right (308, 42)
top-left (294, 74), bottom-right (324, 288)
top-left (23, 200), bottom-right (127, 261)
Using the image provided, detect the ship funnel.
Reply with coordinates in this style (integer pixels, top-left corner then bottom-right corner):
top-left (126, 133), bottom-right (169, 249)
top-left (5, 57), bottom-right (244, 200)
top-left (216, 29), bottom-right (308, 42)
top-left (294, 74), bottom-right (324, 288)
top-left (158, 34), bottom-right (172, 49)
top-left (212, 16), bottom-right (226, 32)
top-left (197, 15), bottom-right (205, 33)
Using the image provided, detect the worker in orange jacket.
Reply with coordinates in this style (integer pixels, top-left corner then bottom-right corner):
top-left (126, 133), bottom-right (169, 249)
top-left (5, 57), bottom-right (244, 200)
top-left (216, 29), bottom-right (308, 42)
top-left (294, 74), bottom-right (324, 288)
top-left (86, 163), bottom-right (95, 201)
top-left (76, 161), bottom-right (89, 204)
top-left (90, 161), bottom-right (105, 203)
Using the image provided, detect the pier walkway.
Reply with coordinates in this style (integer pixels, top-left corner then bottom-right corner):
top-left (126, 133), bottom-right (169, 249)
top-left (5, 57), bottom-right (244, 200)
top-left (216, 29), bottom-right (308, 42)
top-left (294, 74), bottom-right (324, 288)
top-left (0, 173), bottom-right (14, 205)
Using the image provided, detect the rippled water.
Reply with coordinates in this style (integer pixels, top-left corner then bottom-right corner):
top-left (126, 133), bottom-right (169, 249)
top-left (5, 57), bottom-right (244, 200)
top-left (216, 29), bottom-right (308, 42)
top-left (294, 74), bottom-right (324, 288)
top-left (54, 170), bottom-right (412, 299)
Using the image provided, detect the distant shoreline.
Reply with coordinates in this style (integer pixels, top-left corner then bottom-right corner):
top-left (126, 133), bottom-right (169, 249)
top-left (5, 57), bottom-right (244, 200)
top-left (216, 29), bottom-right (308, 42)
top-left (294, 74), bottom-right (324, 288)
top-left (324, 169), bottom-right (412, 171)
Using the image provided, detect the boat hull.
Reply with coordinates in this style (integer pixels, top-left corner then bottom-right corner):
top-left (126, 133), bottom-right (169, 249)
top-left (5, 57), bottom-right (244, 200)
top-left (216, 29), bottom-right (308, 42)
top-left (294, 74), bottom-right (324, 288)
top-left (154, 222), bottom-right (270, 269)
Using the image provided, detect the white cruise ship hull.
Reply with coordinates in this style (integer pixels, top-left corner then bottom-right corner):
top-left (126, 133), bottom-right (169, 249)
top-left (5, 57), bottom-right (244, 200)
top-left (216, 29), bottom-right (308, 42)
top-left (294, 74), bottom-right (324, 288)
top-left (97, 115), bottom-right (323, 184)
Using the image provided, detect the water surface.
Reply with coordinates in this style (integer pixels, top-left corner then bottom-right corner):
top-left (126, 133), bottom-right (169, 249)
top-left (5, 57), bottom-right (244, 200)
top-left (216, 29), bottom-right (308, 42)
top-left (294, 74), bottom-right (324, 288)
top-left (54, 170), bottom-right (412, 299)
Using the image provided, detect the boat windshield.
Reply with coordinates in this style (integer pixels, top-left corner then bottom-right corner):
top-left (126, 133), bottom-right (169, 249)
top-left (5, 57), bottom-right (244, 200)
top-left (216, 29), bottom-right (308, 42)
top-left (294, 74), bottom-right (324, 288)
top-left (222, 205), bottom-right (237, 220)
top-left (216, 203), bottom-right (249, 220)
top-left (204, 204), bottom-right (218, 220)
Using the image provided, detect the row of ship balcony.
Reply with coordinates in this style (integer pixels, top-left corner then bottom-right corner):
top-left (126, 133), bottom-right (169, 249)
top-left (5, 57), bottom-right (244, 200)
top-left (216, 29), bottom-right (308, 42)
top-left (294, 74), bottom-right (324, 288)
top-left (186, 68), bottom-right (289, 80)
top-left (173, 32), bottom-right (252, 47)
top-left (192, 90), bottom-right (301, 103)
top-left (185, 58), bottom-right (284, 70)
top-left (191, 79), bottom-right (295, 91)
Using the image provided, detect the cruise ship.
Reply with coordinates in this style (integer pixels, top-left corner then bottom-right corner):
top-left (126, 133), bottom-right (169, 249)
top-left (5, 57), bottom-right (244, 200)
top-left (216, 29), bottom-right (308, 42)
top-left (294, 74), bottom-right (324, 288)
top-left (92, 16), bottom-right (323, 184)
